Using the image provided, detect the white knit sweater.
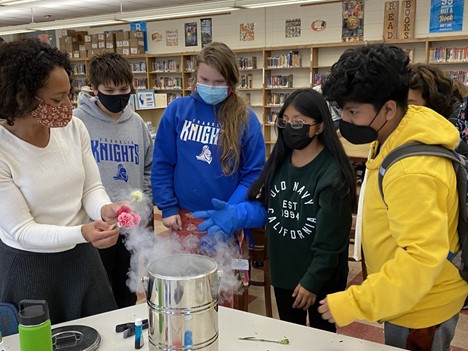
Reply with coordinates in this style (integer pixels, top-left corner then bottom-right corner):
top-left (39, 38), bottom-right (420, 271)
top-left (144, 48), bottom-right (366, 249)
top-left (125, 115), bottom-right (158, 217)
top-left (0, 117), bottom-right (111, 252)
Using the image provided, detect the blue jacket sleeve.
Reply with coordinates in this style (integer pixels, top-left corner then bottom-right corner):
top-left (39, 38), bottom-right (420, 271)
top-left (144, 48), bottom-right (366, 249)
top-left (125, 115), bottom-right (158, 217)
top-left (151, 103), bottom-right (179, 218)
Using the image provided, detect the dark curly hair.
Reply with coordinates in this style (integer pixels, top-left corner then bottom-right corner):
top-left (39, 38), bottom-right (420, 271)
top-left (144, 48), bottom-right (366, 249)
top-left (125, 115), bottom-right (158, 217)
top-left (0, 38), bottom-right (72, 125)
top-left (409, 63), bottom-right (455, 118)
top-left (322, 44), bottom-right (410, 113)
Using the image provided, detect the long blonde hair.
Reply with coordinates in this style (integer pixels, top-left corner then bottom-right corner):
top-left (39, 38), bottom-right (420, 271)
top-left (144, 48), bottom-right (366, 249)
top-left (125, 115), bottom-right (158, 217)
top-left (193, 42), bottom-right (249, 175)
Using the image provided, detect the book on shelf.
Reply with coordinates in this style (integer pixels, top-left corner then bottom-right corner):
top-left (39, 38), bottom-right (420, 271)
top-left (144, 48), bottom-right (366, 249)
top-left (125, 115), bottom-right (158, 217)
top-left (429, 47), bottom-right (468, 63)
top-left (151, 59), bottom-right (180, 72)
top-left (153, 76), bottom-right (182, 90)
top-left (266, 50), bottom-right (301, 68)
top-left (131, 61), bottom-right (146, 73)
top-left (240, 74), bottom-right (253, 88)
top-left (267, 111), bottom-right (279, 124)
top-left (267, 74), bottom-right (293, 88)
top-left (133, 78), bottom-right (147, 89)
top-left (238, 56), bottom-right (257, 69)
top-left (267, 92), bottom-right (290, 105)
top-left (185, 56), bottom-right (197, 71)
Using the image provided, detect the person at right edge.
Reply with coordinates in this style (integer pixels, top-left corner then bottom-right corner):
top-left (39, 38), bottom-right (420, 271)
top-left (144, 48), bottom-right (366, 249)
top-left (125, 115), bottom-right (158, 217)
top-left (317, 43), bottom-right (468, 351)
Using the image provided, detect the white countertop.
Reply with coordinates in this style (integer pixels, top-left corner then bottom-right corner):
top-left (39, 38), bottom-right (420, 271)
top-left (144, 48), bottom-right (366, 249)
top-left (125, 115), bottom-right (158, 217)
top-left (3, 303), bottom-right (400, 350)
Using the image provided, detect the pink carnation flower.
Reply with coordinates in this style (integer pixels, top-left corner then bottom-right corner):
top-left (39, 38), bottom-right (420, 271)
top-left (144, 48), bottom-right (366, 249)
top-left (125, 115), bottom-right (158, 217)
top-left (116, 205), bottom-right (132, 216)
top-left (116, 204), bottom-right (141, 230)
top-left (118, 212), bottom-right (137, 229)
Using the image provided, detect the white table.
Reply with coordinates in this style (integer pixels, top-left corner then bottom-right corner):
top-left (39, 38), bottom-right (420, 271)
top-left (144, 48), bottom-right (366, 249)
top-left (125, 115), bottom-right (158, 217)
top-left (3, 303), bottom-right (400, 350)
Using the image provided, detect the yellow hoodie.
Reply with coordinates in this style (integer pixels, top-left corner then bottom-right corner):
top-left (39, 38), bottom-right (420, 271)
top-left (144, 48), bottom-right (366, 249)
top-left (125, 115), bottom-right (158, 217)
top-left (328, 105), bottom-right (468, 328)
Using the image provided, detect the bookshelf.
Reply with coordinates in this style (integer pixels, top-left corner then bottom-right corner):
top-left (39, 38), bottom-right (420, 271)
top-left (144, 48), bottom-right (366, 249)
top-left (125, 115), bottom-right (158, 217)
top-left (262, 46), bottom-right (312, 155)
top-left (127, 54), bottom-right (148, 90)
top-left (147, 53), bottom-right (183, 105)
top-left (71, 35), bottom-right (468, 155)
top-left (70, 58), bottom-right (89, 105)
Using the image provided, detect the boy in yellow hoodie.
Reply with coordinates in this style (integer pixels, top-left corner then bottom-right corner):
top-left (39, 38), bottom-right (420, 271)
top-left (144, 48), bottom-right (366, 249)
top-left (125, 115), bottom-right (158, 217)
top-left (318, 44), bottom-right (468, 351)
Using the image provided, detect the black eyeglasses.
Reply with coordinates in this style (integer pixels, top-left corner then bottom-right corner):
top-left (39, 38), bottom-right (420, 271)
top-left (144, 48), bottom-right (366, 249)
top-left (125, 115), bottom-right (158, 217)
top-left (276, 118), bottom-right (316, 129)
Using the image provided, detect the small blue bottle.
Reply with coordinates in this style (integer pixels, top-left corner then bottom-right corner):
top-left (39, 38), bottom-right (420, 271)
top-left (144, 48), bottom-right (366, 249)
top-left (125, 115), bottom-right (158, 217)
top-left (134, 318), bottom-right (144, 349)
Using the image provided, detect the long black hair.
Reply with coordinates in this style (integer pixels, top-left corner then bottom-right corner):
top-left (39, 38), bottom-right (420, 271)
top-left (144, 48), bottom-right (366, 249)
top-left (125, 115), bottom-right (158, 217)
top-left (248, 88), bottom-right (356, 212)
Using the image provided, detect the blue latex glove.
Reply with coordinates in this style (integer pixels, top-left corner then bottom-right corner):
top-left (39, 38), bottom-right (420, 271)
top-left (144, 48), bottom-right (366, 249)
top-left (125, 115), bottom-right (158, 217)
top-left (227, 184), bottom-right (249, 204)
top-left (193, 198), bottom-right (266, 235)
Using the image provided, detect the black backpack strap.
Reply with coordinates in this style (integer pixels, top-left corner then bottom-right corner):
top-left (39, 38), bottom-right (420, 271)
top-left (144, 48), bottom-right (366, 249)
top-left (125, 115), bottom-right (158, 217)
top-left (378, 142), bottom-right (463, 207)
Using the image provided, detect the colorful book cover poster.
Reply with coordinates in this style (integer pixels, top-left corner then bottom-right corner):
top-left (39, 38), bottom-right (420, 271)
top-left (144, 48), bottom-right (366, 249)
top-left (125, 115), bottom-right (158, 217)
top-left (342, 0), bottom-right (364, 42)
top-left (285, 18), bottom-right (301, 38)
top-left (200, 18), bottom-right (212, 48)
top-left (430, 0), bottom-right (464, 33)
top-left (166, 30), bottom-right (178, 46)
top-left (185, 22), bottom-right (198, 47)
top-left (240, 23), bottom-right (254, 41)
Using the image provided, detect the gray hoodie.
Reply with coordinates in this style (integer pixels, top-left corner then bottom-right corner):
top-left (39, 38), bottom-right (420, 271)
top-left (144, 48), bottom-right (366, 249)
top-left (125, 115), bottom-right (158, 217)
top-left (73, 94), bottom-right (154, 204)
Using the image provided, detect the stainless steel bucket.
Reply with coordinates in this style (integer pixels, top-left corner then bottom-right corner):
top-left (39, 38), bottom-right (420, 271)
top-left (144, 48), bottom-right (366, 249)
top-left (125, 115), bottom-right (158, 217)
top-left (144, 254), bottom-right (221, 351)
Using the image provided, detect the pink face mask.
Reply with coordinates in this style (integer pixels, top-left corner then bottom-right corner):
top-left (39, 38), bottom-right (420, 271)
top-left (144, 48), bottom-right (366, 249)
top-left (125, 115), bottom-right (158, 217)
top-left (31, 98), bottom-right (72, 128)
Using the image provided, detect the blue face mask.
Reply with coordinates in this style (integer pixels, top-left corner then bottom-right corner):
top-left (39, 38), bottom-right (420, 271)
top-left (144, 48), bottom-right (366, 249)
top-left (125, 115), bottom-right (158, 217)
top-left (196, 83), bottom-right (230, 105)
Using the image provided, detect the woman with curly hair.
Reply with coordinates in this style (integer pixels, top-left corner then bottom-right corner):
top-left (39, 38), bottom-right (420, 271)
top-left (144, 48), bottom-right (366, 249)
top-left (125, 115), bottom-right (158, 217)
top-left (0, 38), bottom-right (119, 324)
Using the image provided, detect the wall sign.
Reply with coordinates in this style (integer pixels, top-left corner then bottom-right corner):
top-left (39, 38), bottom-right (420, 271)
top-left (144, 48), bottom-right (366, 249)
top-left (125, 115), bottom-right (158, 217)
top-left (430, 0), bottom-right (464, 33)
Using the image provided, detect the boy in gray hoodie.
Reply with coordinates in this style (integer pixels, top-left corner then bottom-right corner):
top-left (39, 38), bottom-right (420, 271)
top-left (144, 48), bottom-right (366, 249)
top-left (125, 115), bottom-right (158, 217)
top-left (74, 52), bottom-right (154, 308)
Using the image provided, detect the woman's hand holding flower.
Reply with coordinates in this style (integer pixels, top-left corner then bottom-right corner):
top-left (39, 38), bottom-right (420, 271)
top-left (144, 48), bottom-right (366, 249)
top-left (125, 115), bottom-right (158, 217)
top-left (101, 203), bottom-right (118, 225)
top-left (81, 220), bottom-right (119, 249)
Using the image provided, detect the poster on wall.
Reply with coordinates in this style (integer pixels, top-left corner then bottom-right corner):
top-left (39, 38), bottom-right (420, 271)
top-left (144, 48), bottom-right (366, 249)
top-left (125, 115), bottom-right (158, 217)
top-left (342, 0), bottom-right (364, 42)
top-left (200, 18), bottom-right (212, 48)
top-left (136, 90), bottom-right (156, 110)
top-left (285, 18), bottom-right (301, 38)
top-left (151, 32), bottom-right (163, 42)
top-left (240, 23), bottom-right (254, 41)
top-left (166, 30), bottom-right (178, 46)
top-left (185, 22), bottom-right (198, 47)
top-left (430, 0), bottom-right (464, 33)
top-left (130, 21), bottom-right (147, 51)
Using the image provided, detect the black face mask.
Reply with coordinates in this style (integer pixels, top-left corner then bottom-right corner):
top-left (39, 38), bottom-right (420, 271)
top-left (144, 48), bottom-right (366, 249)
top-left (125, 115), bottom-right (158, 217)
top-left (282, 124), bottom-right (314, 150)
top-left (98, 91), bottom-right (131, 113)
top-left (339, 109), bottom-right (387, 145)
top-left (339, 120), bottom-right (379, 144)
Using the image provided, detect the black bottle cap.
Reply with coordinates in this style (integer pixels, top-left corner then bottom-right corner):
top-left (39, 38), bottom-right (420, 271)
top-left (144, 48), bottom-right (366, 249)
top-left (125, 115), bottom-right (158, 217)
top-left (19, 300), bottom-right (50, 326)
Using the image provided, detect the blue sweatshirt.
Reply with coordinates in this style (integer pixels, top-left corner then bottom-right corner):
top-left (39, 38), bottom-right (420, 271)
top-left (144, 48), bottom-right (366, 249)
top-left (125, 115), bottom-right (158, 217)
top-left (152, 92), bottom-right (265, 218)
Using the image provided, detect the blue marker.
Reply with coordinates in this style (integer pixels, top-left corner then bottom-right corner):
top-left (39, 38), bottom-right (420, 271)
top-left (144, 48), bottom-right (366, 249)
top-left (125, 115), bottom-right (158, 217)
top-left (134, 318), bottom-right (144, 349)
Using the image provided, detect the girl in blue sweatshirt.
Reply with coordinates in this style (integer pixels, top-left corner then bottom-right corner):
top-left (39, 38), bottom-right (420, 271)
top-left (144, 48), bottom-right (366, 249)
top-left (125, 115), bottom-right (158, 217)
top-left (151, 42), bottom-right (265, 251)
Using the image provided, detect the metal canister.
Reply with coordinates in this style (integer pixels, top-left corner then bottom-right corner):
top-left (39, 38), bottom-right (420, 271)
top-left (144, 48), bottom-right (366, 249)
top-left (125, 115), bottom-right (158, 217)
top-left (144, 254), bottom-right (221, 351)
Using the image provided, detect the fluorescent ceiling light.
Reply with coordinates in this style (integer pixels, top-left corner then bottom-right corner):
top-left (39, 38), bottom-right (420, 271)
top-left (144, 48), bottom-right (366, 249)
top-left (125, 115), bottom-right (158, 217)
top-left (238, 0), bottom-right (324, 8)
top-left (0, 0), bottom-right (40, 5)
top-left (0, 24), bottom-right (34, 35)
top-left (118, 8), bottom-right (236, 22)
top-left (28, 14), bottom-right (123, 31)
top-left (117, 0), bottom-right (237, 22)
